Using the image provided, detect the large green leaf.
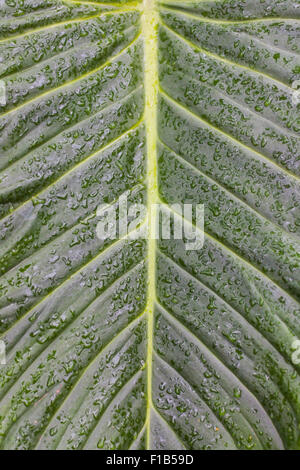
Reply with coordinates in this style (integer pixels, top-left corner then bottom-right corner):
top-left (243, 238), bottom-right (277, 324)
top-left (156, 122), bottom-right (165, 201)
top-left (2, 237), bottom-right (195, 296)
top-left (0, 0), bottom-right (299, 450)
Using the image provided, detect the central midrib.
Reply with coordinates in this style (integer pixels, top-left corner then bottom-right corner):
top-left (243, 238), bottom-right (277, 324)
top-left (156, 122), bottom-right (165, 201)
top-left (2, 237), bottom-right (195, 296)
top-left (142, 0), bottom-right (159, 449)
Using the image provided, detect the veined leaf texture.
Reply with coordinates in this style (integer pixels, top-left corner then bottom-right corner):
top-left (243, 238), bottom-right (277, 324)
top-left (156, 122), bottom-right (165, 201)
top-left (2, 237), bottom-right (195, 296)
top-left (0, 0), bottom-right (299, 450)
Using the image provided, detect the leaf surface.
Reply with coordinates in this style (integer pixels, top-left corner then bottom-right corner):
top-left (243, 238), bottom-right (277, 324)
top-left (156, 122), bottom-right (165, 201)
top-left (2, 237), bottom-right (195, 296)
top-left (0, 0), bottom-right (299, 450)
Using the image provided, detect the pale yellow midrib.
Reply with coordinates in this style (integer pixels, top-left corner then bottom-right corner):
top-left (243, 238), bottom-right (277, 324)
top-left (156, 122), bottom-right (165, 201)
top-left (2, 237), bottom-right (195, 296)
top-left (142, 0), bottom-right (158, 450)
